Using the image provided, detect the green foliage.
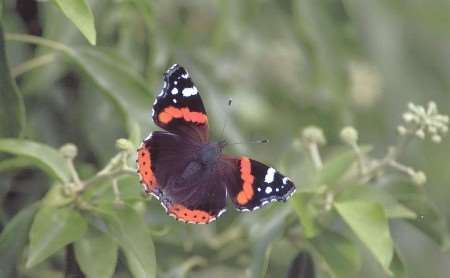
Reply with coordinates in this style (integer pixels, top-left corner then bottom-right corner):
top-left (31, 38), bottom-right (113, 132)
top-left (27, 206), bottom-right (87, 268)
top-left (310, 229), bottom-right (360, 278)
top-left (0, 139), bottom-right (71, 182)
top-left (0, 25), bottom-right (25, 137)
top-left (74, 227), bottom-right (118, 278)
top-left (0, 204), bottom-right (38, 277)
top-left (96, 204), bottom-right (156, 278)
top-left (1, 0), bottom-right (450, 277)
top-left (335, 201), bottom-right (393, 273)
top-left (51, 0), bottom-right (96, 45)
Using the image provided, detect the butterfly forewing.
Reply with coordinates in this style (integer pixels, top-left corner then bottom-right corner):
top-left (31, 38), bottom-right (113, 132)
top-left (152, 64), bottom-right (208, 143)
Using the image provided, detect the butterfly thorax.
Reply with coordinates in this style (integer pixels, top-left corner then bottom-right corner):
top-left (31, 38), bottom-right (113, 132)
top-left (199, 141), bottom-right (226, 166)
top-left (179, 141), bottom-right (225, 181)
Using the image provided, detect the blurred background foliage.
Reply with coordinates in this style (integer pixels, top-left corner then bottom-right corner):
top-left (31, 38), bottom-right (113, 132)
top-left (1, 0), bottom-right (450, 277)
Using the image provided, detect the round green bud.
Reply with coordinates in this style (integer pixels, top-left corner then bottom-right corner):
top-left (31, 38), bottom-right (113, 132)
top-left (340, 126), bottom-right (359, 145)
top-left (302, 126), bottom-right (326, 145)
top-left (116, 138), bottom-right (134, 152)
top-left (60, 143), bottom-right (78, 159)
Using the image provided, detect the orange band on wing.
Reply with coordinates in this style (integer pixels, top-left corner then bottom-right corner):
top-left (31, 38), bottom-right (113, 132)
top-left (236, 157), bottom-right (255, 205)
top-left (168, 204), bottom-right (213, 223)
top-left (137, 146), bottom-right (157, 191)
top-left (158, 106), bottom-right (207, 125)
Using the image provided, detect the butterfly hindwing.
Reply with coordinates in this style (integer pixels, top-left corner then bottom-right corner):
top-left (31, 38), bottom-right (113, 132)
top-left (222, 157), bottom-right (296, 211)
top-left (152, 64), bottom-right (208, 143)
top-left (137, 131), bottom-right (226, 224)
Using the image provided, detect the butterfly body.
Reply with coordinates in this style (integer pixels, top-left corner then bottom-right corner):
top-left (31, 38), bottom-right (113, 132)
top-left (137, 64), bottom-right (296, 224)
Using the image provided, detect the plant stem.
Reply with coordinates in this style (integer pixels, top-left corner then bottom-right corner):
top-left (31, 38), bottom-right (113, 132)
top-left (65, 158), bottom-right (82, 189)
top-left (308, 143), bottom-right (323, 170)
top-left (12, 53), bottom-right (56, 78)
top-left (81, 168), bottom-right (136, 191)
top-left (387, 160), bottom-right (414, 176)
top-left (350, 142), bottom-right (367, 175)
top-left (5, 33), bottom-right (73, 54)
top-left (112, 179), bottom-right (122, 203)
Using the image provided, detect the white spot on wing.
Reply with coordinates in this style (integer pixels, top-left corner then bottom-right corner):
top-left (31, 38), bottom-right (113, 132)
top-left (144, 133), bottom-right (153, 141)
top-left (182, 86), bottom-right (198, 97)
top-left (264, 168), bottom-right (276, 183)
top-left (265, 187), bottom-right (272, 194)
top-left (153, 99), bottom-right (157, 105)
top-left (171, 88), bottom-right (178, 95)
top-left (163, 81), bottom-right (167, 88)
top-left (172, 99), bottom-right (177, 103)
top-left (151, 109), bottom-right (155, 117)
top-left (282, 177), bottom-right (289, 184)
top-left (217, 209), bottom-right (227, 217)
top-left (174, 81), bottom-right (178, 85)
top-left (181, 72), bottom-right (189, 79)
top-left (257, 187), bottom-right (261, 192)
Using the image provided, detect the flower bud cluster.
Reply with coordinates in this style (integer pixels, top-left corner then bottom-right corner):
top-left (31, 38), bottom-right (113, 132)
top-left (398, 102), bottom-right (448, 143)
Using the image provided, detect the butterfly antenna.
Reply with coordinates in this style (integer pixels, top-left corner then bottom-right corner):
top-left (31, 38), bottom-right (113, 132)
top-left (228, 139), bottom-right (269, 145)
top-left (220, 98), bottom-right (233, 139)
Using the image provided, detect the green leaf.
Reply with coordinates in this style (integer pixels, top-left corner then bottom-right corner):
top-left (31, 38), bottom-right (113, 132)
top-left (0, 157), bottom-right (34, 173)
top-left (311, 229), bottom-right (361, 278)
top-left (67, 48), bottom-right (152, 140)
top-left (74, 227), bottom-right (118, 278)
top-left (388, 182), bottom-right (450, 249)
top-left (97, 204), bottom-right (156, 278)
top-left (41, 184), bottom-right (76, 208)
top-left (249, 207), bottom-right (291, 278)
top-left (316, 147), bottom-right (371, 188)
top-left (290, 192), bottom-right (319, 238)
top-left (26, 206), bottom-right (88, 268)
top-left (0, 204), bottom-right (38, 278)
top-left (0, 24), bottom-right (26, 137)
top-left (335, 201), bottom-right (393, 274)
top-left (390, 251), bottom-right (407, 278)
top-left (286, 251), bottom-right (315, 278)
top-left (51, 0), bottom-right (96, 45)
top-left (337, 185), bottom-right (416, 219)
top-left (316, 149), bottom-right (357, 187)
top-left (0, 139), bottom-right (71, 183)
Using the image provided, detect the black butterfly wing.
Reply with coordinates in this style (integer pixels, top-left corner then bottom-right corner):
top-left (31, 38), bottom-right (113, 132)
top-left (152, 64), bottom-right (208, 143)
top-left (137, 131), bottom-right (226, 224)
top-left (220, 156), bottom-right (296, 211)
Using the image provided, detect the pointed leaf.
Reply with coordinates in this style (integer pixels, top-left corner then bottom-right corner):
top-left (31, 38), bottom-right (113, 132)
top-left (249, 207), bottom-right (291, 278)
top-left (290, 192), bottom-right (319, 238)
top-left (287, 251), bottom-right (315, 278)
top-left (337, 185), bottom-right (416, 219)
top-left (27, 207), bottom-right (87, 268)
top-left (388, 182), bottom-right (450, 249)
top-left (74, 227), bottom-right (118, 278)
top-left (311, 229), bottom-right (361, 278)
top-left (97, 204), bottom-right (156, 278)
top-left (0, 204), bottom-right (38, 277)
top-left (0, 24), bottom-right (26, 137)
top-left (335, 201), bottom-right (393, 274)
top-left (316, 147), bottom-right (371, 188)
top-left (0, 139), bottom-right (71, 183)
top-left (51, 0), bottom-right (96, 44)
top-left (67, 48), bottom-right (152, 141)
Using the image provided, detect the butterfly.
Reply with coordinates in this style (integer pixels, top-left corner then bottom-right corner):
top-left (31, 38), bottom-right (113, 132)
top-left (137, 64), bottom-right (296, 224)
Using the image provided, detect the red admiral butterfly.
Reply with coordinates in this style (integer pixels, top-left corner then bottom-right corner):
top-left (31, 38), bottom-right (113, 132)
top-left (137, 64), bottom-right (296, 224)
